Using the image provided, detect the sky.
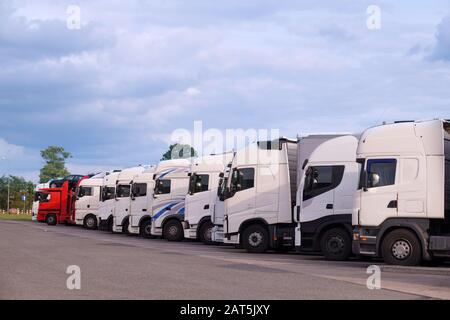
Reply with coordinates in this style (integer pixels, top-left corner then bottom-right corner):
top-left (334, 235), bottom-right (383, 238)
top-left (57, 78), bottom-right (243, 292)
top-left (0, 0), bottom-right (449, 182)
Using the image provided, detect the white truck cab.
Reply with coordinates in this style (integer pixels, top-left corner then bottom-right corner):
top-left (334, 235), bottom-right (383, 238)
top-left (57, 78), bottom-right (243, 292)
top-left (75, 172), bottom-right (105, 229)
top-left (294, 135), bottom-right (359, 260)
top-left (98, 170), bottom-right (122, 231)
top-left (150, 159), bottom-right (190, 241)
top-left (183, 153), bottom-right (233, 244)
top-left (32, 181), bottom-right (51, 221)
top-left (112, 166), bottom-right (146, 233)
top-left (127, 166), bottom-right (157, 236)
top-left (211, 166), bottom-right (231, 243)
top-left (353, 119), bottom-right (450, 265)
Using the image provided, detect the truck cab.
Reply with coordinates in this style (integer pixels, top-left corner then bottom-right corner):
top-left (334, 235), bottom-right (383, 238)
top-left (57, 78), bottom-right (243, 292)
top-left (353, 119), bottom-right (450, 265)
top-left (183, 153), bottom-right (233, 244)
top-left (112, 166), bottom-right (147, 233)
top-left (150, 159), bottom-right (190, 241)
top-left (294, 135), bottom-right (359, 260)
top-left (75, 172), bottom-right (105, 229)
top-left (32, 181), bottom-right (50, 221)
top-left (98, 170), bottom-right (122, 231)
top-left (211, 166), bottom-right (231, 243)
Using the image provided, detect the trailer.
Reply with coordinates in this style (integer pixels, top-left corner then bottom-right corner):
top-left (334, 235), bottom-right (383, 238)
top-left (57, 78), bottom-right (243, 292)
top-left (352, 119), bottom-right (450, 265)
top-left (183, 153), bottom-right (233, 244)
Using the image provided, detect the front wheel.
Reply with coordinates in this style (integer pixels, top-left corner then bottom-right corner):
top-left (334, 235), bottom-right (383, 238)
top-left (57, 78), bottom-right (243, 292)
top-left (46, 214), bottom-right (57, 226)
top-left (320, 228), bottom-right (351, 261)
top-left (140, 220), bottom-right (153, 239)
top-left (381, 229), bottom-right (422, 266)
top-left (122, 219), bottom-right (130, 235)
top-left (199, 221), bottom-right (214, 245)
top-left (164, 220), bottom-right (184, 241)
top-left (83, 215), bottom-right (97, 230)
top-left (242, 224), bottom-right (269, 253)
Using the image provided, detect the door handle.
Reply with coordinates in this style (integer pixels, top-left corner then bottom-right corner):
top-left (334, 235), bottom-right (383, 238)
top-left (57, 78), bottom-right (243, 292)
top-left (326, 204), bottom-right (333, 210)
top-left (142, 209), bottom-right (147, 212)
top-left (204, 204), bottom-right (210, 210)
top-left (387, 200), bottom-right (397, 208)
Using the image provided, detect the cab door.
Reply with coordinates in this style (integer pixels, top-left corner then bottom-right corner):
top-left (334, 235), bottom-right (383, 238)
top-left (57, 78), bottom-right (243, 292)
top-left (359, 158), bottom-right (398, 226)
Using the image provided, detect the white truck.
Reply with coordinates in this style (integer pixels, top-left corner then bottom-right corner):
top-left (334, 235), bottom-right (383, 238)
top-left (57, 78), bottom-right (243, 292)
top-left (183, 153), bottom-right (233, 244)
top-left (222, 135), bottom-right (357, 257)
top-left (98, 170), bottom-right (122, 231)
top-left (294, 135), bottom-right (359, 260)
top-left (150, 159), bottom-right (190, 241)
top-left (74, 172), bottom-right (105, 229)
top-left (32, 181), bottom-right (51, 221)
top-left (352, 119), bottom-right (450, 266)
top-left (211, 165), bottom-right (231, 243)
top-left (112, 166), bottom-right (146, 233)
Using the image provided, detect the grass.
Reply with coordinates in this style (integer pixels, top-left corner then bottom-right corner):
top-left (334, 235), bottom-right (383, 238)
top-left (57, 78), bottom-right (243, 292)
top-left (0, 214), bottom-right (32, 221)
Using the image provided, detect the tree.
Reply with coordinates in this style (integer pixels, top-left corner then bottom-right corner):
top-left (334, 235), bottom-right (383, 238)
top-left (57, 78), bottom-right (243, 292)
top-left (0, 175), bottom-right (34, 211)
top-left (39, 146), bottom-right (72, 183)
top-left (161, 144), bottom-right (197, 161)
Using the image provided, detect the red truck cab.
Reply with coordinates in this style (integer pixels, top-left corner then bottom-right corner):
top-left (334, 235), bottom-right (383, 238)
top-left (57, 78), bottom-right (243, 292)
top-left (37, 175), bottom-right (90, 225)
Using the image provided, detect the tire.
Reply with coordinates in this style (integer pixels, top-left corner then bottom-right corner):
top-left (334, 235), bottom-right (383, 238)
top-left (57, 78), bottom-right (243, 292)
top-left (140, 220), bottom-right (153, 239)
top-left (242, 224), bottom-right (269, 253)
top-left (320, 228), bottom-right (351, 261)
top-left (107, 217), bottom-right (113, 232)
top-left (46, 214), bottom-right (57, 226)
top-left (163, 220), bottom-right (184, 242)
top-left (198, 221), bottom-right (214, 245)
top-left (381, 229), bottom-right (422, 266)
top-left (83, 215), bottom-right (97, 230)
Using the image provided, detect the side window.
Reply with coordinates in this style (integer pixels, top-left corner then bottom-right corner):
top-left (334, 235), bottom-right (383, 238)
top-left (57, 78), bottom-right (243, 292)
top-left (116, 185), bottom-right (131, 198)
top-left (155, 179), bottom-right (171, 195)
top-left (367, 159), bottom-right (397, 188)
top-left (189, 174), bottom-right (209, 194)
top-left (39, 193), bottom-right (51, 202)
top-left (303, 165), bottom-right (344, 201)
top-left (231, 168), bottom-right (255, 192)
top-left (78, 186), bottom-right (93, 198)
top-left (132, 183), bottom-right (147, 197)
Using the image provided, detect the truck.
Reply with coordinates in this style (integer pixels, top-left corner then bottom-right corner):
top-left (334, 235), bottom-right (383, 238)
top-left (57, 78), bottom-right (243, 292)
top-left (221, 135), bottom-right (355, 256)
top-left (112, 166), bottom-right (146, 233)
top-left (294, 135), bottom-right (359, 260)
top-left (32, 181), bottom-right (51, 221)
top-left (352, 119), bottom-right (450, 266)
top-left (37, 175), bottom-right (88, 225)
top-left (211, 165), bottom-right (231, 243)
top-left (98, 170), bottom-right (122, 231)
top-left (183, 153), bottom-right (233, 244)
top-left (150, 159), bottom-right (190, 241)
top-left (74, 172), bottom-right (105, 229)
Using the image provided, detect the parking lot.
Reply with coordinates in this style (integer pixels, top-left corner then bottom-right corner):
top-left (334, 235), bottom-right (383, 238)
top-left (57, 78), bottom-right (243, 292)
top-left (1, 220), bottom-right (449, 300)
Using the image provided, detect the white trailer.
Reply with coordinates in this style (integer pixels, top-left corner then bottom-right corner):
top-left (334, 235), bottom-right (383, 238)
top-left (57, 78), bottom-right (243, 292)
top-left (150, 159), bottom-right (190, 241)
top-left (98, 170), bottom-right (122, 231)
top-left (74, 172), bottom-right (105, 229)
top-left (112, 166), bottom-right (146, 233)
top-left (183, 153), bottom-right (233, 244)
top-left (294, 136), bottom-right (359, 260)
top-left (32, 181), bottom-right (51, 221)
top-left (353, 119), bottom-right (450, 265)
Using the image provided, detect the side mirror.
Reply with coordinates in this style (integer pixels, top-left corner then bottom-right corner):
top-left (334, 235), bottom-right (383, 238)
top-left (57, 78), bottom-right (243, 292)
top-left (361, 171), bottom-right (368, 191)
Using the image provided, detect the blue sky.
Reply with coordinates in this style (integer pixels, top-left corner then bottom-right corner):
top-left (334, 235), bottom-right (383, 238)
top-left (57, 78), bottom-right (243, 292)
top-left (0, 0), bottom-right (449, 182)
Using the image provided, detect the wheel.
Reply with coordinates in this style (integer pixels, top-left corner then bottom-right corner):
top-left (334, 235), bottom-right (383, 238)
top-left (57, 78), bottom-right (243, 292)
top-left (320, 228), bottom-right (351, 261)
top-left (46, 214), bottom-right (57, 226)
top-left (198, 221), bottom-right (214, 245)
top-left (122, 219), bottom-right (130, 235)
top-left (83, 215), bottom-right (97, 230)
top-left (242, 224), bottom-right (269, 253)
top-left (163, 220), bottom-right (184, 241)
top-left (107, 217), bottom-right (113, 232)
top-left (140, 220), bottom-right (153, 239)
top-left (381, 229), bottom-right (422, 266)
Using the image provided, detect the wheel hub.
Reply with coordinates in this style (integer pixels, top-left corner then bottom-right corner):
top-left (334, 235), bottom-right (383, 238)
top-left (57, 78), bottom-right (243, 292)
top-left (248, 232), bottom-right (263, 247)
top-left (392, 240), bottom-right (411, 260)
top-left (327, 235), bottom-right (345, 254)
top-left (144, 225), bottom-right (151, 235)
top-left (168, 226), bottom-right (178, 236)
top-left (86, 218), bottom-right (95, 227)
top-left (204, 227), bottom-right (212, 241)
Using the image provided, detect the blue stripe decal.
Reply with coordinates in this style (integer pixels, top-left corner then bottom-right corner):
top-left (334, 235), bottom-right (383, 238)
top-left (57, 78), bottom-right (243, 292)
top-left (152, 201), bottom-right (179, 221)
top-left (158, 168), bottom-right (177, 179)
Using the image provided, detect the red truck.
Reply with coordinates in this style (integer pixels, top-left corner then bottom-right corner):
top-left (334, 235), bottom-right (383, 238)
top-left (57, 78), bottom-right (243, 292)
top-left (37, 175), bottom-right (90, 225)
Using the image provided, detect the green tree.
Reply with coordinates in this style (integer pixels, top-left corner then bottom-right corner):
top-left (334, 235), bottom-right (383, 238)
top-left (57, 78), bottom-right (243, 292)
top-left (39, 146), bottom-right (72, 183)
top-left (0, 175), bottom-right (35, 211)
top-left (161, 144), bottom-right (197, 161)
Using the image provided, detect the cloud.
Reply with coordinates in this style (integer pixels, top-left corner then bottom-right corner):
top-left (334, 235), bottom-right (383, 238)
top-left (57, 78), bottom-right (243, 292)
top-left (429, 15), bottom-right (450, 62)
